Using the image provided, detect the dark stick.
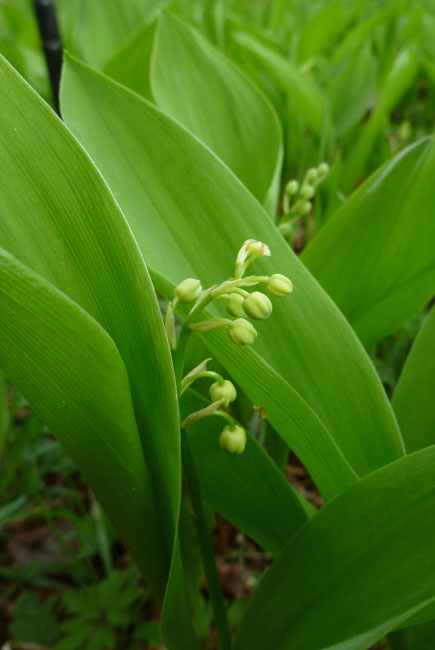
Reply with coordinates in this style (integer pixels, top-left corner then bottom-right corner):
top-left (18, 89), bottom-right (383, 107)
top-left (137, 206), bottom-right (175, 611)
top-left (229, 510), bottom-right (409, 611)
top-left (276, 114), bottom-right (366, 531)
top-left (32, 0), bottom-right (63, 115)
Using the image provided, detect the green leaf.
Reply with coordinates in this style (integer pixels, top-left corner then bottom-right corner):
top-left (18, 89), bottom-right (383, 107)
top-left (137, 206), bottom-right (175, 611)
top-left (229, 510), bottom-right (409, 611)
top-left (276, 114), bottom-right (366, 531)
top-left (151, 13), bottom-right (282, 213)
top-left (330, 3), bottom-right (394, 65)
top-left (182, 389), bottom-right (311, 555)
top-left (0, 247), bottom-right (166, 597)
top-left (231, 29), bottom-right (328, 137)
top-left (0, 55), bottom-right (180, 599)
top-left (297, 0), bottom-right (349, 62)
top-left (161, 537), bottom-right (201, 650)
top-left (234, 446), bottom-right (435, 650)
top-left (393, 306), bottom-right (435, 453)
top-left (328, 44), bottom-right (377, 135)
top-left (11, 592), bottom-right (59, 644)
top-left (302, 137), bottom-right (435, 344)
top-left (104, 19), bottom-right (157, 101)
top-left (61, 56), bottom-right (404, 499)
top-left (56, 0), bottom-right (158, 69)
top-left (341, 48), bottom-right (419, 193)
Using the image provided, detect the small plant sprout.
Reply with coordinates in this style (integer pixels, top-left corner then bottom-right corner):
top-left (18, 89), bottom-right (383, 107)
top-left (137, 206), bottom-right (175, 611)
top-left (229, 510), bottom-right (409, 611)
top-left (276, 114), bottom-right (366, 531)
top-left (167, 239), bottom-right (293, 452)
top-left (279, 162), bottom-right (330, 244)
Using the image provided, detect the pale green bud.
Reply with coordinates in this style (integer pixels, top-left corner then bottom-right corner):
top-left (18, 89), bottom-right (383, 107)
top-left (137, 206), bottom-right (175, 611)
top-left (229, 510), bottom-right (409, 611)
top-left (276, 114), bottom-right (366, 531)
top-left (225, 293), bottom-right (247, 318)
top-left (227, 318), bottom-right (257, 345)
top-left (219, 424), bottom-right (246, 454)
top-left (267, 274), bottom-right (293, 297)
top-left (285, 179), bottom-right (299, 195)
top-left (243, 291), bottom-right (273, 320)
top-left (317, 162), bottom-right (330, 179)
top-left (306, 168), bottom-right (318, 183)
top-left (300, 201), bottom-right (312, 215)
top-left (209, 380), bottom-right (237, 407)
top-left (300, 185), bottom-right (315, 200)
top-left (235, 239), bottom-right (271, 276)
top-left (175, 278), bottom-right (202, 303)
top-left (278, 222), bottom-right (294, 238)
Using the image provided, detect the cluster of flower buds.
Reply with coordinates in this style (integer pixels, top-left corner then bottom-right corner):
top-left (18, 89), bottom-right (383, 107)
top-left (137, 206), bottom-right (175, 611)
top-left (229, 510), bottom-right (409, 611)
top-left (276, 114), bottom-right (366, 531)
top-left (179, 358), bottom-right (245, 453)
top-left (181, 240), bottom-right (293, 348)
top-left (278, 162), bottom-right (329, 241)
top-left (167, 239), bottom-right (293, 454)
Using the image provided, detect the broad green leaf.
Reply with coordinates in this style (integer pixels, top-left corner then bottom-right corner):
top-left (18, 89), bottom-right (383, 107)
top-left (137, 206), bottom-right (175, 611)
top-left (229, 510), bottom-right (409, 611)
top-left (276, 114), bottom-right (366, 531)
top-left (56, 0), bottom-right (159, 69)
top-left (302, 137), bottom-right (435, 344)
top-left (161, 537), bottom-right (200, 650)
top-left (341, 48), bottom-right (419, 193)
top-left (61, 57), bottom-right (404, 499)
top-left (182, 390), bottom-right (310, 555)
top-left (330, 3), bottom-right (395, 65)
top-left (328, 45), bottom-right (377, 135)
top-left (0, 247), bottom-right (166, 597)
top-left (393, 306), bottom-right (435, 453)
top-left (234, 446), bottom-right (435, 650)
top-left (104, 20), bottom-right (157, 101)
top-left (151, 13), bottom-right (282, 214)
top-left (297, 0), bottom-right (348, 62)
top-left (231, 29), bottom-right (328, 137)
top-left (0, 56), bottom-right (180, 598)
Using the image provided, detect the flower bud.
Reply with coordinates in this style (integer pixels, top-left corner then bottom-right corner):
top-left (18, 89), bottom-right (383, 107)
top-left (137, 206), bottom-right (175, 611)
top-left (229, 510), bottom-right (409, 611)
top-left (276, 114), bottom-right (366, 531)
top-left (235, 239), bottom-right (270, 272)
top-left (278, 222), bottom-right (294, 238)
top-left (227, 318), bottom-right (257, 345)
top-left (219, 425), bottom-right (246, 454)
top-left (174, 278), bottom-right (202, 303)
top-left (317, 162), bottom-right (330, 179)
top-left (285, 179), bottom-right (299, 195)
top-left (243, 291), bottom-right (272, 320)
top-left (300, 185), bottom-right (315, 200)
top-left (225, 293), bottom-right (247, 318)
top-left (209, 380), bottom-right (237, 407)
top-left (306, 168), bottom-right (318, 183)
top-left (267, 274), bottom-right (293, 297)
top-left (300, 201), bottom-right (312, 215)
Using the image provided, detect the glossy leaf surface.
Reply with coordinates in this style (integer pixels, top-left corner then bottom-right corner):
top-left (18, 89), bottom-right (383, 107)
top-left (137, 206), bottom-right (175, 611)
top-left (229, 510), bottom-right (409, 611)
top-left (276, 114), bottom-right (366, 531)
top-left (231, 30), bottom-right (327, 137)
top-left (302, 137), bottom-right (435, 344)
top-left (0, 247), bottom-right (165, 596)
top-left (341, 48), bottom-right (419, 193)
top-left (234, 447), bottom-right (435, 650)
top-left (182, 390), bottom-right (310, 555)
top-left (0, 56), bottom-right (180, 598)
top-left (61, 57), bottom-right (404, 498)
top-left (151, 13), bottom-right (282, 213)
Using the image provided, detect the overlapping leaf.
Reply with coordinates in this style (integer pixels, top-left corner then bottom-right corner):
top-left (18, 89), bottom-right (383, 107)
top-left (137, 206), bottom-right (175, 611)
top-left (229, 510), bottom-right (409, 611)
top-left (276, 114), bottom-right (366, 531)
top-left (231, 29), bottom-right (328, 137)
top-left (302, 137), bottom-right (435, 344)
top-left (0, 247), bottom-right (166, 597)
top-left (340, 48), bottom-right (419, 193)
top-left (393, 306), bottom-right (435, 453)
top-left (61, 57), bottom-right (404, 499)
top-left (182, 390), bottom-right (311, 555)
top-left (0, 56), bottom-right (180, 598)
top-left (150, 13), bottom-right (282, 213)
top-left (234, 447), bottom-right (435, 650)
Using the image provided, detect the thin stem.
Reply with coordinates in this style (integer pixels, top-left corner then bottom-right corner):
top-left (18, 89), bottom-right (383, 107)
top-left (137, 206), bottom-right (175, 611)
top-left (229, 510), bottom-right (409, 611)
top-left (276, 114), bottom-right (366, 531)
top-left (181, 433), bottom-right (232, 650)
top-left (172, 309), bottom-right (232, 649)
top-left (173, 325), bottom-right (191, 388)
top-left (32, 0), bottom-right (62, 115)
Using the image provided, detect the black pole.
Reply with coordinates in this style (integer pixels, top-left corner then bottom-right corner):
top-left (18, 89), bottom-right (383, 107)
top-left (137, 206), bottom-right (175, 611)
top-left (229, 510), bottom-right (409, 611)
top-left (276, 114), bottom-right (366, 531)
top-left (32, 0), bottom-right (63, 115)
